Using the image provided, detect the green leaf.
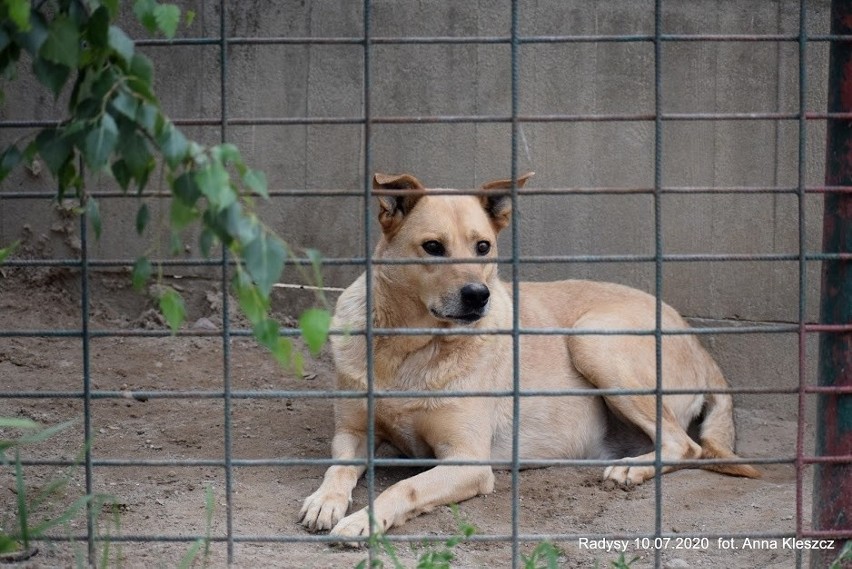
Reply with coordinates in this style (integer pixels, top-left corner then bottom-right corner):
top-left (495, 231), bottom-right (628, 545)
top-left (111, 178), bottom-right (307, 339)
top-left (299, 308), bottom-right (331, 356)
top-left (89, 67), bottom-right (119, 103)
top-left (0, 417), bottom-right (38, 430)
top-left (86, 6), bottom-right (110, 49)
top-left (169, 231), bottom-right (182, 255)
top-left (107, 26), bottom-right (134, 64)
top-left (14, 419), bottom-right (76, 446)
top-left (172, 172), bottom-right (201, 206)
top-left (136, 203), bottom-right (150, 234)
top-left (276, 338), bottom-right (295, 369)
top-left (243, 231), bottom-right (286, 298)
top-left (112, 159), bottom-right (131, 191)
top-left (133, 0), bottom-right (158, 34)
top-left (127, 53), bottom-right (155, 101)
top-left (212, 143), bottom-right (241, 164)
top-left (234, 269), bottom-right (269, 324)
top-left (159, 288), bottom-right (186, 333)
top-left (6, 0), bottom-right (31, 32)
top-left (0, 42), bottom-right (19, 80)
top-left (15, 449), bottom-right (29, 547)
top-left (170, 197), bottom-right (197, 230)
top-left (252, 318), bottom-right (278, 348)
top-left (102, 0), bottom-right (119, 17)
top-left (153, 4), bottom-right (181, 39)
top-left (32, 57), bottom-right (70, 97)
top-left (291, 351), bottom-right (304, 376)
top-left (40, 15), bottom-right (79, 68)
top-left (35, 128), bottom-right (72, 175)
top-left (0, 145), bottom-right (21, 180)
top-left (201, 209), bottom-right (233, 247)
top-left (158, 124), bottom-right (188, 169)
top-left (0, 536), bottom-right (20, 555)
top-left (83, 114), bottom-right (118, 170)
top-left (199, 229), bottom-right (215, 258)
top-left (111, 90), bottom-right (139, 120)
top-left (305, 248), bottom-right (324, 289)
top-left (0, 240), bottom-right (19, 265)
top-left (118, 130), bottom-right (153, 179)
top-left (195, 162), bottom-right (235, 211)
top-left (184, 10), bottom-right (196, 27)
top-left (251, 321), bottom-right (293, 368)
top-left (136, 102), bottom-right (163, 136)
top-left (177, 539), bottom-right (204, 569)
top-left (130, 52), bottom-right (153, 85)
top-left (243, 169), bottom-right (268, 198)
top-left (131, 256), bottom-right (152, 290)
top-left (16, 12), bottom-right (47, 55)
top-left (30, 494), bottom-right (93, 537)
top-left (221, 202), bottom-right (259, 244)
top-left (56, 160), bottom-right (80, 200)
top-left (86, 198), bottom-right (102, 239)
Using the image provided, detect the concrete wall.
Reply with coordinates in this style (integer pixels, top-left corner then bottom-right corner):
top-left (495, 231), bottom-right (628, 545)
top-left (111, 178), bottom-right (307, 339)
top-left (0, 1), bottom-right (833, 412)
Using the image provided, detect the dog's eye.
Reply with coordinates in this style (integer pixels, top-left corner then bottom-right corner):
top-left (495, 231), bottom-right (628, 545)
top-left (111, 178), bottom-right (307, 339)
top-left (475, 241), bottom-right (491, 256)
top-left (422, 240), bottom-right (445, 256)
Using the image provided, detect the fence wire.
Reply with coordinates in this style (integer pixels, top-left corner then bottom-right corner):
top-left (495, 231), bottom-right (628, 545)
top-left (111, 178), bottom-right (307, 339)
top-left (1, 1), bottom-right (851, 568)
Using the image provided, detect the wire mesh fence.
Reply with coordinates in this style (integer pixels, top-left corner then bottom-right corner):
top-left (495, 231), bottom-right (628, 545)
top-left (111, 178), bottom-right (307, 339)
top-left (1, 0), bottom-right (851, 568)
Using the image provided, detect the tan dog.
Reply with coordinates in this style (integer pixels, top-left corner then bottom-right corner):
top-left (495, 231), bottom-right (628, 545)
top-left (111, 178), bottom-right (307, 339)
top-left (299, 172), bottom-right (759, 542)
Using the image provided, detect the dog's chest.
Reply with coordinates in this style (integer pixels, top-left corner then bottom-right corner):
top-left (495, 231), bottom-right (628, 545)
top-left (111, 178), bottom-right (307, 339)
top-left (374, 401), bottom-right (434, 458)
top-left (373, 335), bottom-right (490, 392)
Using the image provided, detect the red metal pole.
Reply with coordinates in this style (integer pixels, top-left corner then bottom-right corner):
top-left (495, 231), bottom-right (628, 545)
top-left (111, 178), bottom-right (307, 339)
top-left (815, 2), bottom-right (852, 567)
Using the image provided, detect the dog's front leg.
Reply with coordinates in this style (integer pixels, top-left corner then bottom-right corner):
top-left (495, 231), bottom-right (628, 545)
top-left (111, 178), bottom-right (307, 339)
top-left (300, 429), bottom-right (368, 531)
top-left (330, 461), bottom-right (495, 544)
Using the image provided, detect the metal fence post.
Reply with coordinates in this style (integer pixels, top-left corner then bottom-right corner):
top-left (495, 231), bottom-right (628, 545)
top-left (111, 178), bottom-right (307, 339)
top-left (815, 1), bottom-right (852, 566)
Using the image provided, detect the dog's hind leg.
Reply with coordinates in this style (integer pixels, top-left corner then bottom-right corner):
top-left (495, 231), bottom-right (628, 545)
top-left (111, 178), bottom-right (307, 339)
top-left (696, 358), bottom-right (761, 479)
top-left (598, 401), bottom-right (702, 486)
top-left (567, 320), bottom-right (703, 486)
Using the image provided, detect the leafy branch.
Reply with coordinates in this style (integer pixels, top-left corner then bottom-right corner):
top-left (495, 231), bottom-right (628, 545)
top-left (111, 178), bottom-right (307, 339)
top-left (0, 0), bottom-right (330, 367)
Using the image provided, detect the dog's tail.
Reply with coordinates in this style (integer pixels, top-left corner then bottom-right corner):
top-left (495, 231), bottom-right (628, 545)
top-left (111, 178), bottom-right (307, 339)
top-left (698, 360), bottom-right (761, 479)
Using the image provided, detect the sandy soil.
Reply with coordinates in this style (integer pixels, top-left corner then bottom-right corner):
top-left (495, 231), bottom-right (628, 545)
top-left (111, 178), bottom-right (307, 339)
top-left (0, 267), bottom-right (828, 568)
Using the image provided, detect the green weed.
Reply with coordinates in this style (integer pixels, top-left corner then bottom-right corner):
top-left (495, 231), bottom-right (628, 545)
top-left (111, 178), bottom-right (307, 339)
top-left (593, 552), bottom-right (640, 569)
top-left (521, 541), bottom-right (564, 569)
top-left (830, 540), bottom-right (852, 569)
top-left (355, 505), bottom-right (476, 569)
top-left (176, 484), bottom-right (215, 569)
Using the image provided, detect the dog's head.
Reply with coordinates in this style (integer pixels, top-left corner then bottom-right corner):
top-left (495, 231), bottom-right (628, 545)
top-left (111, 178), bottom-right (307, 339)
top-left (372, 171), bottom-right (534, 325)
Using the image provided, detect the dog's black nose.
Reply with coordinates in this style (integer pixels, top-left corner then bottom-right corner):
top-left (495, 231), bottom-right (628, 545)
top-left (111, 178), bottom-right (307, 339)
top-left (460, 283), bottom-right (490, 309)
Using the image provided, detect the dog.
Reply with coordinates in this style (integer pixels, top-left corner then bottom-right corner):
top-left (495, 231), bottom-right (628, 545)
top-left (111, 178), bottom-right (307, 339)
top-left (299, 172), bottom-right (760, 542)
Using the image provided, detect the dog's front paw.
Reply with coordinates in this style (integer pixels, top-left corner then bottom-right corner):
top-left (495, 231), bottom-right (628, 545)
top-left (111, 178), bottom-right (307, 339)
top-left (329, 508), bottom-right (379, 548)
top-left (299, 487), bottom-right (351, 532)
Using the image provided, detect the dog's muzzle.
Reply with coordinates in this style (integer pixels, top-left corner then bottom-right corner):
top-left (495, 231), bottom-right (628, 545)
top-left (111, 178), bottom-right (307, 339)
top-left (430, 282), bottom-right (490, 324)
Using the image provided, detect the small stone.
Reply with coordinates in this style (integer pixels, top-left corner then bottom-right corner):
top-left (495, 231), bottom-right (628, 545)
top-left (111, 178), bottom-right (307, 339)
top-left (192, 317), bottom-right (218, 331)
top-left (665, 559), bottom-right (689, 569)
top-left (27, 159), bottom-right (42, 177)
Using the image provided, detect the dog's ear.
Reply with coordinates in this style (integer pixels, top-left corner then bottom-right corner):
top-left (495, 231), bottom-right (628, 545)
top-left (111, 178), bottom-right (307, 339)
top-left (374, 173), bottom-right (425, 235)
top-left (479, 172), bottom-right (534, 231)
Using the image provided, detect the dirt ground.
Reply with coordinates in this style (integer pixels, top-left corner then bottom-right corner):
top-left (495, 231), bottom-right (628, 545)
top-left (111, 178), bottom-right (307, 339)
top-left (0, 267), bottom-right (828, 568)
